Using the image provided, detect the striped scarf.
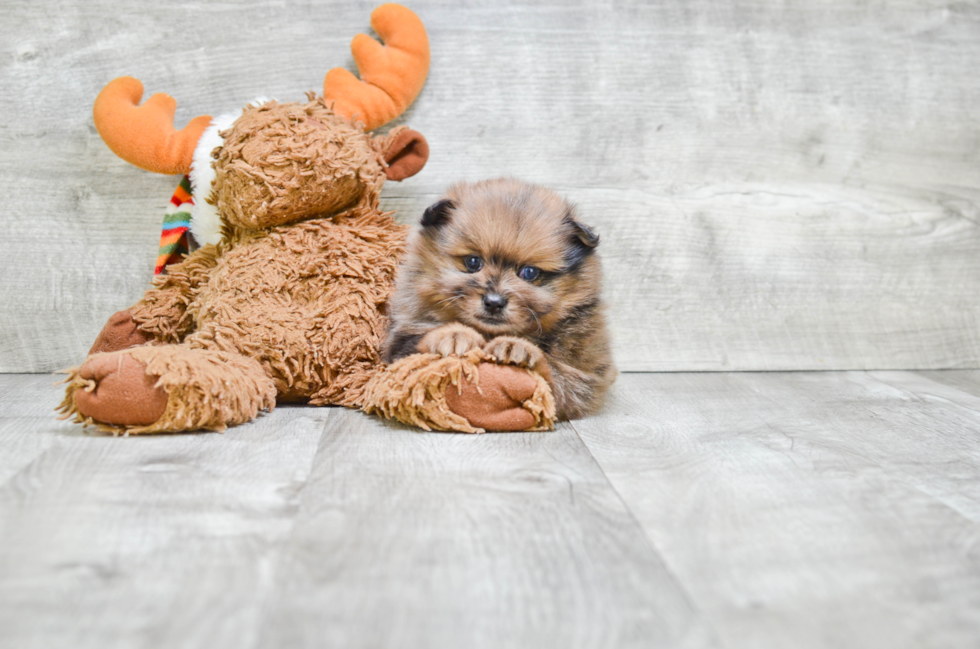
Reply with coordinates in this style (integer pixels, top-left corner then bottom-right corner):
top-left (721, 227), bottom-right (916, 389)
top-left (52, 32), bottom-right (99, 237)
top-left (156, 175), bottom-right (194, 275)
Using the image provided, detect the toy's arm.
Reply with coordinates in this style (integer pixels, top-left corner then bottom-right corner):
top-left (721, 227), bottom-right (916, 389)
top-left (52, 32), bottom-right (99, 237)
top-left (127, 245), bottom-right (221, 343)
top-left (89, 245), bottom-right (220, 355)
top-left (363, 350), bottom-right (555, 433)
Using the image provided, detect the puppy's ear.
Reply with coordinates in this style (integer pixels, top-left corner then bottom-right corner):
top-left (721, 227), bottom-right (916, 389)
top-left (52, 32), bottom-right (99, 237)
top-left (421, 199), bottom-right (455, 230)
top-left (569, 219), bottom-right (599, 248)
top-left (563, 213), bottom-right (599, 271)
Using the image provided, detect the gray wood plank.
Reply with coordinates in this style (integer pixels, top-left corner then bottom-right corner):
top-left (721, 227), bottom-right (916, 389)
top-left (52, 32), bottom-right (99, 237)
top-left (0, 374), bottom-right (713, 649)
top-left (4, 0), bottom-right (980, 371)
top-left (572, 372), bottom-right (980, 649)
top-left (257, 412), bottom-right (712, 649)
top-left (0, 394), bottom-right (325, 649)
top-left (0, 374), bottom-right (70, 485)
top-left (917, 370), bottom-right (980, 400)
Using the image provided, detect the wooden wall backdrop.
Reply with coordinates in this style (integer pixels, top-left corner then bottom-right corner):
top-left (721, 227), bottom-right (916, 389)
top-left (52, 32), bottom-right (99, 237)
top-left (2, 0), bottom-right (979, 373)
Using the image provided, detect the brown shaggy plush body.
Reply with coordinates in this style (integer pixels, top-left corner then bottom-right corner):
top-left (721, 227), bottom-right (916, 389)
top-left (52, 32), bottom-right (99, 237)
top-left (132, 100), bottom-right (410, 409)
top-left (133, 208), bottom-right (406, 407)
top-left (60, 99), bottom-right (419, 433)
top-left (383, 178), bottom-right (617, 420)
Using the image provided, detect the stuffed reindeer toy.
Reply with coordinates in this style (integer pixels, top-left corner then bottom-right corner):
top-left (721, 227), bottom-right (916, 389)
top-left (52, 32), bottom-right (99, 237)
top-left (59, 4), bottom-right (555, 434)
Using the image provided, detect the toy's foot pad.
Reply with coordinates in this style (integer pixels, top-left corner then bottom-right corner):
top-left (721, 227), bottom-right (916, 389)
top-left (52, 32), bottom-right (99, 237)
top-left (73, 353), bottom-right (168, 426)
top-left (444, 363), bottom-right (538, 431)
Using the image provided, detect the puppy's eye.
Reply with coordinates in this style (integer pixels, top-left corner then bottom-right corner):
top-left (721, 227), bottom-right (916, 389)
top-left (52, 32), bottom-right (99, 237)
top-left (518, 266), bottom-right (541, 281)
top-left (463, 255), bottom-right (483, 272)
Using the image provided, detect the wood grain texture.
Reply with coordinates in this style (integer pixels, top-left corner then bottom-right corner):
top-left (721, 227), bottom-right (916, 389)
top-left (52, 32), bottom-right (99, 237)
top-left (0, 374), bottom-right (711, 649)
top-left (0, 375), bottom-right (70, 486)
top-left (257, 412), bottom-right (710, 649)
top-left (3, 0), bottom-right (980, 371)
top-left (918, 369), bottom-right (980, 399)
top-left (572, 371), bottom-right (980, 649)
top-left (0, 378), bottom-right (326, 649)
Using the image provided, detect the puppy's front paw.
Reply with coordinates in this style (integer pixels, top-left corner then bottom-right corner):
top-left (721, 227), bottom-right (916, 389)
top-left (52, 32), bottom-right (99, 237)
top-left (483, 336), bottom-right (545, 370)
top-left (418, 323), bottom-right (486, 357)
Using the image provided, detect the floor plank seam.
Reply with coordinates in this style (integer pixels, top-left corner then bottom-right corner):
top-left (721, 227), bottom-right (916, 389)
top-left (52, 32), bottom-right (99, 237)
top-left (565, 418), bottom-right (723, 648)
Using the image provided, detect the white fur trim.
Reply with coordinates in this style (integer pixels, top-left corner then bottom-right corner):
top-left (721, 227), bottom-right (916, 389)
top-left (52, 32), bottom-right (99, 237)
top-left (188, 97), bottom-right (273, 246)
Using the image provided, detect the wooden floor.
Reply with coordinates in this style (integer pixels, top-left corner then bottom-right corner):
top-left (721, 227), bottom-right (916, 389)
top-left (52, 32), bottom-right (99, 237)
top-left (2, 371), bottom-right (979, 648)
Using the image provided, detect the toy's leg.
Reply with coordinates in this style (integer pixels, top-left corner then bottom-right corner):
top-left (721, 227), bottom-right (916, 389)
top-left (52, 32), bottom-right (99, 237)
top-left (89, 310), bottom-right (154, 354)
top-left (363, 351), bottom-right (555, 433)
top-left (60, 345), bottom-right (276, 434)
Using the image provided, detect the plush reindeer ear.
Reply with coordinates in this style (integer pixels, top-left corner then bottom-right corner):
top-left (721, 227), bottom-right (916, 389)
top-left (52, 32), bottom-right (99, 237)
top-left (382, 128), bottom-right (428, 181)
top-left (420, 199), bottom-right (455, 229)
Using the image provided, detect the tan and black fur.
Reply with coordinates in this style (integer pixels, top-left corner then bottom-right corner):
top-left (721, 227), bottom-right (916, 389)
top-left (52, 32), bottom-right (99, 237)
top-left (383, 178), bottom-right (616, 420)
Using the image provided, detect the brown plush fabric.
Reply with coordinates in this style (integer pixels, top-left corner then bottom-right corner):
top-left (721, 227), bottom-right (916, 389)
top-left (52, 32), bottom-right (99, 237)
top-left (59, 346), bottom-right (275, 435)
top-left (88, 310), bottom-right (154, 355)
top-left (362, 350), bottom-right (555, 433)
top-left (129, 101), bottom-right (408, 414)
top-left (65, 102), bottom-right (411, 433)
top-left (212, 98), bottom-right (383, 231)
top-left (131, 244), bottom-right (222, 343)
top-left (175, 208), bottom-right (407, 406)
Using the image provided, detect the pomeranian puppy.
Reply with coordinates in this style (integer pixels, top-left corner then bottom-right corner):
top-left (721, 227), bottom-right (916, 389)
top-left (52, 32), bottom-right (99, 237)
top-left (383, 178), bottom-right (616, 420)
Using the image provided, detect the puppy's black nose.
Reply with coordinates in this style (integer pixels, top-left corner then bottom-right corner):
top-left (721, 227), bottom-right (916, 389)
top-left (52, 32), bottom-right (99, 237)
top-left (482, 293), bottom-right (508, 313)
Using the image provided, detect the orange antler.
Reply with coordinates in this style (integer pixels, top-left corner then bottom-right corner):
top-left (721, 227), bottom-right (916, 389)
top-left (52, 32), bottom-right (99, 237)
top-left (93, 77), bottom-right (212, 175)
top-left (324, 4), bottom-right (430, 131)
